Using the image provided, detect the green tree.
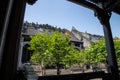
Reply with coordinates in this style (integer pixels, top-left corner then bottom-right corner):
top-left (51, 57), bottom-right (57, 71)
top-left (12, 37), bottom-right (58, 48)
top-left (63, 48), bottom-right (79, 68)
top-left (85, 38), bottom-right (120, 69)
top-left (114, 38), bottom-right (120, 66)
top-left (28, 31), bottom-right (78, 75)
top-left (85, 38), bottom-right (107, 70)
top-left (28, 31), bottom-right (52, 75)
top-left (48, 31), bottom-right (75, 75)
top-left (78, 50), bottom-right (87, 72)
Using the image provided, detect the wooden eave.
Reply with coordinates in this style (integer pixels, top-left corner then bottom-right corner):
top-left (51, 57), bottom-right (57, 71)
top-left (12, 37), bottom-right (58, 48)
top-left (68, 0), bottom-right (120, 15)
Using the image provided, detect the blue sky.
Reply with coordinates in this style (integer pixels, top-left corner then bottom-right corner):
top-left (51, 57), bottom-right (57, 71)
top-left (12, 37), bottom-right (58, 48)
top-left (24, 0), bottom-right (120, 37)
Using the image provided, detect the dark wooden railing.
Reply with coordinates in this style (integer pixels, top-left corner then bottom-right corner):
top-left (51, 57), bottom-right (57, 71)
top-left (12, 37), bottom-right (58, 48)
top-left (38, 71), bottom-right (116, 80)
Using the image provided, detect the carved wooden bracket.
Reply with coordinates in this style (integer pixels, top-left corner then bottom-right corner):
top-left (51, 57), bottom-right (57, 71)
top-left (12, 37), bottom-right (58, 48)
top-left (26, 0), bottom-right (37, 5)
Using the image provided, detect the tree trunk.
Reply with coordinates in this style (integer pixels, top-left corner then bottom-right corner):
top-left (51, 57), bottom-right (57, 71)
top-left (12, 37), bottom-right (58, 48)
top-left (81, 63), bottom-right (85, 73)
top-left (57, 62), bottom-right (61, 75)
top-left (41, 60), bottom-right (46, 76)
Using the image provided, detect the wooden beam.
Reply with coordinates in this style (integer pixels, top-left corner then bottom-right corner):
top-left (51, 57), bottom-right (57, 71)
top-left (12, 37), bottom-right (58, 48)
top-left (68, 0), bottom-right (101, 11)
top-left (38, 71), bottom-right (115, 80)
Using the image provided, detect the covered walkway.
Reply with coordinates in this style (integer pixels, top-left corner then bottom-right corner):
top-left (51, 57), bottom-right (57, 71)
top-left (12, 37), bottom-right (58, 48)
top-left (0, 0), bottom-right (120, 80)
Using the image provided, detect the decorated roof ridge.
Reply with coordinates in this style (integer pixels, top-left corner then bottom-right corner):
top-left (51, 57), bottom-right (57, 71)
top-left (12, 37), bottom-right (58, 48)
top-left (64, 30), bottom-right (79, 40)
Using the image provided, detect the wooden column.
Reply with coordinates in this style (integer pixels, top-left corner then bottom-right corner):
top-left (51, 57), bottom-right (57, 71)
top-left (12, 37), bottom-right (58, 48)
top-left (103, 20), bottom-right (119, 79)
top-left (96, 9), bottom-right (119, 79)
top-left (0, 0), bottom-right (9, 37)
top-left (0, 0), bottom-right (26, 80)
top-left (0, 0), bottom-right (9, 68)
